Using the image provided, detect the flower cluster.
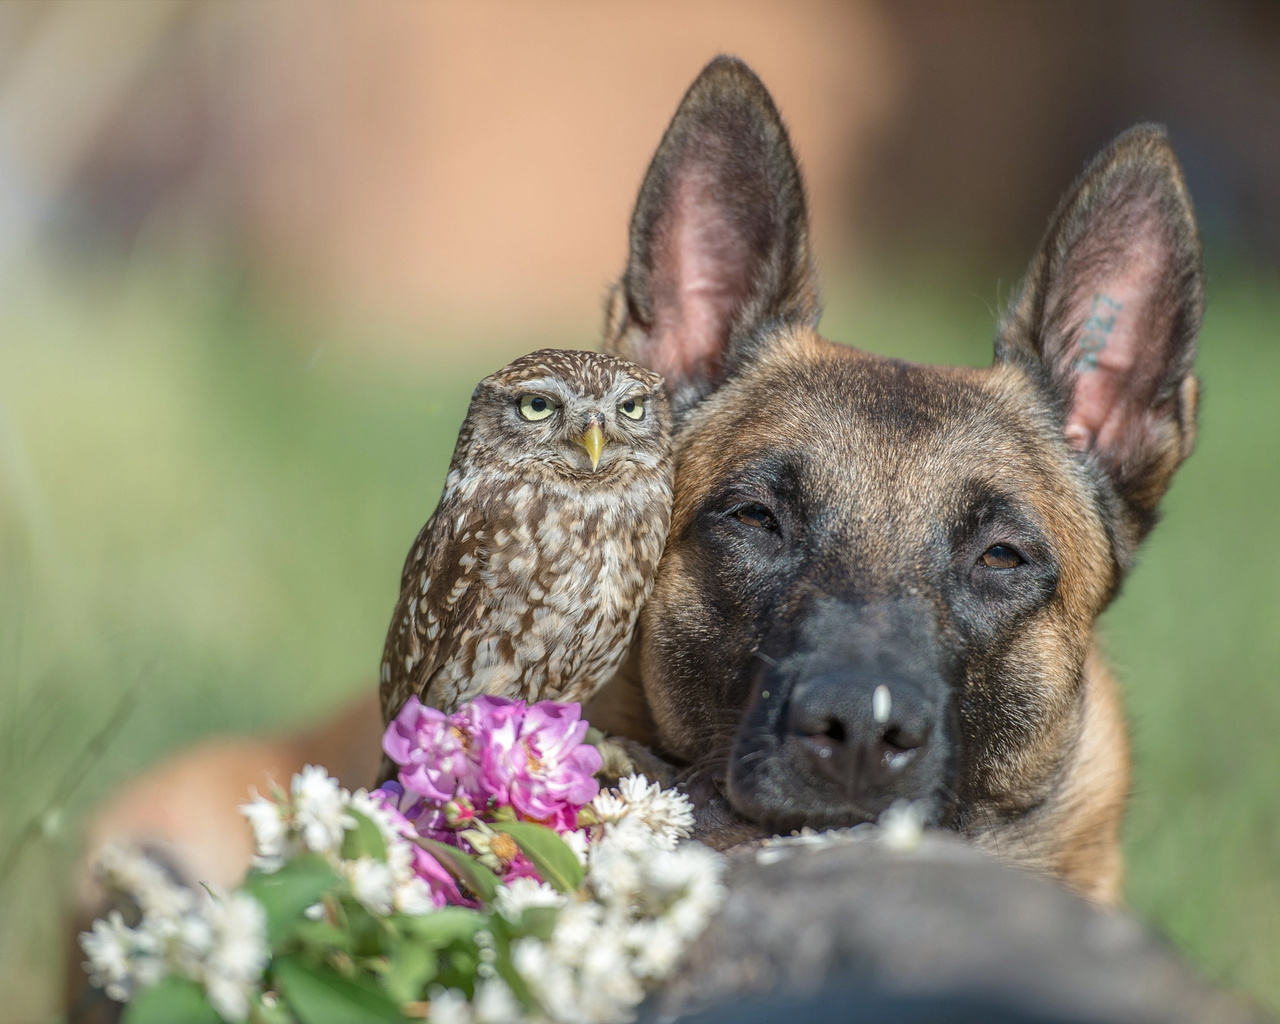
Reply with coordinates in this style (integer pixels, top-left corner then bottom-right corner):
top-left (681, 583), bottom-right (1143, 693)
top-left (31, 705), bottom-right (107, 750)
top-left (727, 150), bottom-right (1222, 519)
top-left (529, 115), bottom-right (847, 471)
top-left (240, 764), bottom-right (444, 914)
top-left (79, 845), bottom-right (268, 1021)
top-left (508, 782), bottom-right (721, 1024)
top-left (80, 698), bottom-right (724, 1024)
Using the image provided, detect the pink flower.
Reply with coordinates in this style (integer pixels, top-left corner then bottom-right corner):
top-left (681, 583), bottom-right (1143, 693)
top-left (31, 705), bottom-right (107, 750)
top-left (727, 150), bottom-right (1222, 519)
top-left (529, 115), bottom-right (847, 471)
top-left (482, 700), bottom-right (602, 829)
top-left (383, 697), bottom-right (482, 805)
top-left (378, 695), bottom-right (603, 891)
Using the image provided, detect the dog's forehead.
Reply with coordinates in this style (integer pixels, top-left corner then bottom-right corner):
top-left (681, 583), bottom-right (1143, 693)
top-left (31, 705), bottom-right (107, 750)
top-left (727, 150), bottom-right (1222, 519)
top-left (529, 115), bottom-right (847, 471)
top-left (676, 340), bottom-right (1092, 531)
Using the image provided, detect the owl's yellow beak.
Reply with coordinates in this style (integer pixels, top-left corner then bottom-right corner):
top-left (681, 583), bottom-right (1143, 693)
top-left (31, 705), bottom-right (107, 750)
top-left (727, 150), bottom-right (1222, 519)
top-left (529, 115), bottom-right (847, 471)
top-left (575, 422), bottom-right (606, 471)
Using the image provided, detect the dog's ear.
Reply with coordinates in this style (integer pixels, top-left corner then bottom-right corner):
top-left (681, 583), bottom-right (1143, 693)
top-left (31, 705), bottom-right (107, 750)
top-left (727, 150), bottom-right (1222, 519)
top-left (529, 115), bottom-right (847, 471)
top-left (604, 56), bottom-right (820, 415)
top-left (997, 124), bottom-right (1204, 561)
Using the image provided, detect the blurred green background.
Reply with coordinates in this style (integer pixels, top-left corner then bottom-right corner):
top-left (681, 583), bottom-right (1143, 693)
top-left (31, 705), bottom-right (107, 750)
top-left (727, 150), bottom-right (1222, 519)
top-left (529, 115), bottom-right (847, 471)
top-left (1, 1), bottom-right (1278, 1021)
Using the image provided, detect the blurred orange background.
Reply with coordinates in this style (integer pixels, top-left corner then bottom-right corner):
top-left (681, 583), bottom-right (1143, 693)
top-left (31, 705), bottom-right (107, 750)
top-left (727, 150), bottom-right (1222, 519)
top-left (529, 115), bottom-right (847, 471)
top-left (5, 0), bottom-right (1277, 342)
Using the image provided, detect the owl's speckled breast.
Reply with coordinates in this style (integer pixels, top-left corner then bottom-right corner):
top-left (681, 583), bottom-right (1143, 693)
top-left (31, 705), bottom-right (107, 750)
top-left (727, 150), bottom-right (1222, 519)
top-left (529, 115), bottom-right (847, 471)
top-left (444, 465), bottom-right (670, 705)
top-left (382, 455), bottom-right (672, 714)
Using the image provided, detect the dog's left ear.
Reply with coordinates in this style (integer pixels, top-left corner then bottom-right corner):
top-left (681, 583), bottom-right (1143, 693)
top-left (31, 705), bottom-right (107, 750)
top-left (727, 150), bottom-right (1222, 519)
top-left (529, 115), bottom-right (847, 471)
top-left (997, 124), bottom-right (1204, 560)
top-left (604, 56), bottom-right (820, 416)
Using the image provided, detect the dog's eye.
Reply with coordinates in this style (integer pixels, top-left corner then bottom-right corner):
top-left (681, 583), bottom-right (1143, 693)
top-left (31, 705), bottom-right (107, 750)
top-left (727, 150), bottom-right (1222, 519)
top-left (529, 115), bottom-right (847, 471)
top-left (518, 394), bottom-right (557, 421)
top-left (980, 544), bottom-right (1023, 569)
top-left (618, 396), bottom-right (645, 420)
top-left (734, 504), bottom-right (779, 531)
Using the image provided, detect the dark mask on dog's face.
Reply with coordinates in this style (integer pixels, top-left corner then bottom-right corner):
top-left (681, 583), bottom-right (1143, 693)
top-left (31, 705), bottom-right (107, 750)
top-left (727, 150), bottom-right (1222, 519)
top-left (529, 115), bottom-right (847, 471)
top-left (604, 58), bottom-right (1203, 886)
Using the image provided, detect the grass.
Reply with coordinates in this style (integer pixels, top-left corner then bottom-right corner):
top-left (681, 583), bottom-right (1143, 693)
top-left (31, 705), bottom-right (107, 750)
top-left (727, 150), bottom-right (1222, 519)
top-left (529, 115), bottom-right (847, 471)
top-left (1, 263), bottom-right (1277, 1020)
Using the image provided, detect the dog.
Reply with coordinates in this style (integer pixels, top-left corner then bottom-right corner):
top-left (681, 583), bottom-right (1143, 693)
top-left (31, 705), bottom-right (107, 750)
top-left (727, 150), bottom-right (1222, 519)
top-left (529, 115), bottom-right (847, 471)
top-left (591, 56), bottom-right (1203, 906)
top-left (70, 55), bottom-right (1204, 1012)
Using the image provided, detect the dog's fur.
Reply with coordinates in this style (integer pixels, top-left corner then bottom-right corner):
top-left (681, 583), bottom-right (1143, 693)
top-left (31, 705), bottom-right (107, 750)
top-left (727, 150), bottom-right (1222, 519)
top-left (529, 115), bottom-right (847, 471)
top-left (593, 57), bottom-right (1203, 906)
top-left (68, 56), bottom-right (1206, 1016)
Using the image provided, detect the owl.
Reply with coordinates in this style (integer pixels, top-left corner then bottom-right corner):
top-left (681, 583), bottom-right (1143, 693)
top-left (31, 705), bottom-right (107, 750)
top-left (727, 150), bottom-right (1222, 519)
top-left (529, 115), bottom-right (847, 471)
top-left (379, 348), bottom-right (673, 726)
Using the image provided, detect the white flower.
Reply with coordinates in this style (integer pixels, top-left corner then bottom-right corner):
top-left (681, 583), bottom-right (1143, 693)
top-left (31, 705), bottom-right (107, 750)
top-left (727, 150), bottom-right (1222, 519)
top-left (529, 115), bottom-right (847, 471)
top-left (97, 844), bottom-right (194, 925)
top-left (205, 892), bottom-right (269, 977)
top-left (624, 918), bottom-right (683, 979)
top-left (129, 935), bottom-right (169, 991)
top-left (646, 843), bottom-right (726, 940)
top-left (578, 927), bottom-right (640, 1001)
top-left (472, 976), bottom-right (523, 1024)
top-left (395, 876), bottom-right (438, 916)
top-left (494, 877), bottom-right (566, 922)
top-left (173, 913), bottom-right (215, 977)
top-left (428, 986), bottom-right (474, 1024)
top-left (561, 828), bottom-right (590, 866)
top-left (586, 834), bottom-right (645, 908)
top-left (589, 776), bottom-right (696, 854)
top-left (239, 793), bottom-right (288, 872)
top-left (291, 765), bottom-right (353, 855)
top-left (643, 841), bottom-right (724, 898)
top-left (614, 775), bottom-right (695, 849)
top-left (204, 974), bottom-right (251, 1023)
top-left (543, 901), bottom-right (606, 964)
top-left (598, 814), bottom-right (660, 855)
top-left (344, 857), bottom-right (396, 916)
top-left (589, 791), bottom-right (629, 824)
top-left (514, 919), bottom-right (637, 1024)
top-left (348, 789), bottom-right (403, 850)
top-left (80, 911), bottom-right (166, 1003)
top-left (200, 891), bottom-right (268, 1022)
top-left (81, 912), bottom-right (132, 994)
top-left (877, 799), bottom-right (926, 852)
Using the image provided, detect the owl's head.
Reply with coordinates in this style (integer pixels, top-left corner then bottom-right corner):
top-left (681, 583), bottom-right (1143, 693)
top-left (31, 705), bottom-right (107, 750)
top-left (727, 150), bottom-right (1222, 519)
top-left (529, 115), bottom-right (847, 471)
top-left (467, 349), bottom-right (670, 479)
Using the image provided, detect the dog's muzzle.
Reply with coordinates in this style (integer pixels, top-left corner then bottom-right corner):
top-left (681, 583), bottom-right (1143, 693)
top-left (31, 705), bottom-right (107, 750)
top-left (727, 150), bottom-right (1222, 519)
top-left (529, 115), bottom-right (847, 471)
top-left (726, 596), bottom-right (955, 832)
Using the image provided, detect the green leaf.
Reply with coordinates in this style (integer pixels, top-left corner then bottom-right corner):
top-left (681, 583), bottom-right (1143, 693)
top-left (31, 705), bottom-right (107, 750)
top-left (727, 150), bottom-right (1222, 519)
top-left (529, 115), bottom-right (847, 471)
top-left (411, 837), bottom-right (499, 903)
top-left (341, 809), bottom-right (389, 863)
top-left (517, 906), bottom-right (559, 941)
top-left (339, 902), bottom-right (387, 959)
top-left (249, 992), bottom-right (296, 1024)
top-left (292, 918), bottom-right (352, 953)
top-left (123, 978), bottom-right (220, 1024)
top-left (490, 821), bottom-right (585, 893)
top-left (396, 907), bottom-right (485, 947)
top-left (484, 920), bottom-right (539, 1013)
top-left (490, 804), bottom-right (518, 823)
top-left (381, 941), bottom-right (436, 1004)
top-left (243, 855), bottom-right (340, 944)
top-left (273, 955), bottom-right (404, 1024)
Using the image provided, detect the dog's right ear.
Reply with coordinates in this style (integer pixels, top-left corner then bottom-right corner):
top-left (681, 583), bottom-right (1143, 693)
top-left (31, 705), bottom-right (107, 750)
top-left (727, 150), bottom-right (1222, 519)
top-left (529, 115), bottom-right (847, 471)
top-left (604, 56), bottom-right (820, 415)
top-left (997, 124), bottom-right (1205, 566)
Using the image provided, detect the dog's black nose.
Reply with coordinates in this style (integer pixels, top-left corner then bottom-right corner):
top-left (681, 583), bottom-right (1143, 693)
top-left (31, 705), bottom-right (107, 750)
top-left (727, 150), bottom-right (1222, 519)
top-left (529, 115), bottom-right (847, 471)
top-left (787, 671), bottom-right (933, 793)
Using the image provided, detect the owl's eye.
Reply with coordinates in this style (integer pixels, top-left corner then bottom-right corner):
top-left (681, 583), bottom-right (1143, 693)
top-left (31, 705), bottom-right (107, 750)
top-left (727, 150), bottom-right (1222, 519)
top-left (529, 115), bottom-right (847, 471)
top-left (618, 396), bottom-right (646, 420)
top-left (518, 394), bottom-right (557, 421)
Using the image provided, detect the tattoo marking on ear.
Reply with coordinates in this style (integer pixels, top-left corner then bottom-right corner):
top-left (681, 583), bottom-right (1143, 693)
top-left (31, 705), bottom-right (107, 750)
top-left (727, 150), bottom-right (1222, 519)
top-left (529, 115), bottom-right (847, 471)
top-left (1074, 294), bottom-right (1123, 371)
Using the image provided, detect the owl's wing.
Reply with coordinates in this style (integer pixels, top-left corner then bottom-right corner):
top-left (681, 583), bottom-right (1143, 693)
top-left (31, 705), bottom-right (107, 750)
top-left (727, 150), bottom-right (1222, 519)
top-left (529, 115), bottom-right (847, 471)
top-left (379, 500), bottom-right (491, 722)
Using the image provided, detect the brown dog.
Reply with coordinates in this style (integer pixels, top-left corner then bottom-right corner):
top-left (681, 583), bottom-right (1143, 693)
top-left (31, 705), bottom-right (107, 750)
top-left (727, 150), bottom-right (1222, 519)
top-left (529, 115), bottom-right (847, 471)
top-left (595, 56), bottom-right (1203, 906)
top-left (70, 57), bottom-right (1204, 1013)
